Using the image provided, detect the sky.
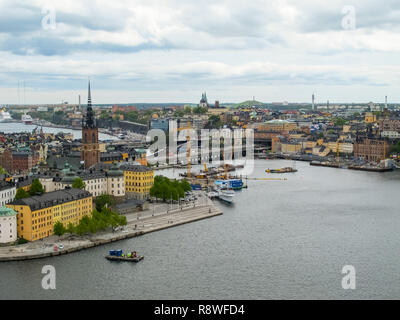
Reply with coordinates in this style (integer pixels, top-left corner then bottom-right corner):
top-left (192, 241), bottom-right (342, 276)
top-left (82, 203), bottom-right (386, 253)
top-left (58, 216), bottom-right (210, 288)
top-left (0, 0), bottom-right (400, 104)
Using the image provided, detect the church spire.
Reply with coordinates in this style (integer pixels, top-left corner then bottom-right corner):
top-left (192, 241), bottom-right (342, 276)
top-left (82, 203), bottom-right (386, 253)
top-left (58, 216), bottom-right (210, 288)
top-left (88, 80), bottom-right (92, 108)
top-left (83, 80), bottom-right (95, 128)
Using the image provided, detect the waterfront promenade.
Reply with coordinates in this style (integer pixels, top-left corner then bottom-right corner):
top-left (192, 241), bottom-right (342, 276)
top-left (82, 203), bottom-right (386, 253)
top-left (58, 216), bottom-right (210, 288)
top-left (0, 193), bottom-right (222, 262)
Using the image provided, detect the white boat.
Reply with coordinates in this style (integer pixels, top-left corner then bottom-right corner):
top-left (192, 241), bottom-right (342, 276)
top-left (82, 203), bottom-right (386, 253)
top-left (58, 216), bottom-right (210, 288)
top-left (22, 114), bottom-right (33, 125)
top-left (218, 189), bottom-right (235, 203)
top-left (207, 191), bottom-right (219, 199)
top-left (0, 108), bottom-right (12, 122)
top-left (215, 188), bottom-right (235, 203)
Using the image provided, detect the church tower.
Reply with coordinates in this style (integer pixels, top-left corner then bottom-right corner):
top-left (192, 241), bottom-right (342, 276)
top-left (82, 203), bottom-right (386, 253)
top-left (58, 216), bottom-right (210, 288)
top-left (81, 81), bottom-right (100, 169)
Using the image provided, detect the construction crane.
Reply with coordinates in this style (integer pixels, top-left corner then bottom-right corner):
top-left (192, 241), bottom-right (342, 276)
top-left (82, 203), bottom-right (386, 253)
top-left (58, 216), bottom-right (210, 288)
top-left (176, 121), bottom-right (192, 178)
top-left (336, 140), bottom-right (340, 164)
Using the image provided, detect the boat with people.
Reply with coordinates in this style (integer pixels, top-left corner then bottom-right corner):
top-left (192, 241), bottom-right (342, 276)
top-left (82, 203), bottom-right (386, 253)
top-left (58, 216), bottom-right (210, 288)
top-left (105, 250), bottom-right (144, 262)
top-left (266, 167), bottom-right (297, 173)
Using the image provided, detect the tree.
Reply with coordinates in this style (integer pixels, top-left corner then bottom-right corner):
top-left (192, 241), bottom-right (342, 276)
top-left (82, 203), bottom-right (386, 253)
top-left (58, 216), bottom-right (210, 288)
top-left (334, 117), bottom-right (347, 126)
top-left (17, 237), bottom-right (28, 245)
top-left (391, 141), bottom-right (400, 154)
top-left (66, 223), bottom-right (75, 234)
top-left (94, 194), bottom-right (116, 211)
top-left (180, 179), bottom-right (192, 192)
top-left (150, 175), bottom-right (190, 202)
top-left (207, 115), bottom-right (222, 129)
top-left (15, 188), bottom-right (30, 200)
top-left (72, 177), bottom-right (86, 189)
top-left (54, 221), bottom-right (66, 237)
top-left (0, 165), bottom-right (8, 175)
top-left (29, 179), bottom-right (44, 196)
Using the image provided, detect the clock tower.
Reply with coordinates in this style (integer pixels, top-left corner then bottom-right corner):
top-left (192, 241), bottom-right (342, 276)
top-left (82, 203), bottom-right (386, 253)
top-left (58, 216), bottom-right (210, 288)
top-left (81, 81), bottom-right (100, 169)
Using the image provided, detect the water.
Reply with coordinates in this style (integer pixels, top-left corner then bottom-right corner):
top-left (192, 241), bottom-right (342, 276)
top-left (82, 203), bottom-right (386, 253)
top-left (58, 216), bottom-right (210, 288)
top-left (1, 159), bottom-right (400, 299)
top-left (0, 122), bottom-right (116, 141)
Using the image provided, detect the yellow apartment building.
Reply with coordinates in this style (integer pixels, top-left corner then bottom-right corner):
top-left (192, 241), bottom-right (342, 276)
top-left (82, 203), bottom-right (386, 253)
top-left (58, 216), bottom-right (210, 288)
top-left (7, 188), bottom-right (92, 241)
top-left (365, 112), bottom-right (377, 123)
top-left (120, 164), bottom-right (154, 200)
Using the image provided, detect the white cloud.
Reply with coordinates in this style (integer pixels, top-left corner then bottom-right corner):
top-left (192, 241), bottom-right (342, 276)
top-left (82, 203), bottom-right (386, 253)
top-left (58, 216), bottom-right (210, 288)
top-left (0, 0), bottom-right (400, 103)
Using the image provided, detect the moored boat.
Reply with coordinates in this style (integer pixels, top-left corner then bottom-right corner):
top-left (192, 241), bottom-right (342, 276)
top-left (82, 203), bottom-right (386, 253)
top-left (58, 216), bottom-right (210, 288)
top-left (106, 250), bottom-right (144, 262)
top-left (266, 167), bottom-right (297, 173)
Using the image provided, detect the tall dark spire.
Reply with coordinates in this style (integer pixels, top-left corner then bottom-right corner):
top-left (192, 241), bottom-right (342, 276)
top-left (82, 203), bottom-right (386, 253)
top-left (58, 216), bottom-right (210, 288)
top-left (83, 80), bottom-right (95, 128)
top-left (88, 80), bottom-right (92, 108)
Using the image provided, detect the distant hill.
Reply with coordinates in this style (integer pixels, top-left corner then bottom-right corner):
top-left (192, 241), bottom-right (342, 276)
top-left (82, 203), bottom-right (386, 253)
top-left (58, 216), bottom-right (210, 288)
top-left (231, 100), bottom-right (267, 108)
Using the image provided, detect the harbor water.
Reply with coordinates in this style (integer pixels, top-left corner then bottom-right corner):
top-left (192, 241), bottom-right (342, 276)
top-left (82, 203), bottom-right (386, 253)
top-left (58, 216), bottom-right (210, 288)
top-left (1, 160), bottom-right (400, 299)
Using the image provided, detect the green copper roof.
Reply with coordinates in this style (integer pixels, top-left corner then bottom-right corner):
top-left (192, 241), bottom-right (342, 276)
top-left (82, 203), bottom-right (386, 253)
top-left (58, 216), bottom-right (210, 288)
top-left (107, 163), bottom-right (123, 177)
top-left (0, 206), bottom-right (17, 217)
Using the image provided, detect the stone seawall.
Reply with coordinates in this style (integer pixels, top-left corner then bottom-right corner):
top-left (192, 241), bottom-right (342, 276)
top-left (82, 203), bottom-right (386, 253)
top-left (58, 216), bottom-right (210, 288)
top-left (0, 204), bottom-right (222, 262)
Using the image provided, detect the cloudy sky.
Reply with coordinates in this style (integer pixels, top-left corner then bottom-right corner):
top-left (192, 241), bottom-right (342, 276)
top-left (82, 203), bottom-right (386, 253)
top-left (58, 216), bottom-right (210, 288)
top-left (0, 0), bottom-right (400, 104)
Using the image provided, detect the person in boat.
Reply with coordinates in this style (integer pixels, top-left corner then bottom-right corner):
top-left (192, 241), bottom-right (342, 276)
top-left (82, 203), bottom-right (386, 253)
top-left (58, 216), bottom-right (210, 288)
top-left (131, 251), bottom-right (137, 258)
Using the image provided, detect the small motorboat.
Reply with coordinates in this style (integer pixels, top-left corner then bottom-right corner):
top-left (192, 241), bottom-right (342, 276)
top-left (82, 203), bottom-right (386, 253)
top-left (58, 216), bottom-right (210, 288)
top-left (106, 250), bottom-right (144, 262)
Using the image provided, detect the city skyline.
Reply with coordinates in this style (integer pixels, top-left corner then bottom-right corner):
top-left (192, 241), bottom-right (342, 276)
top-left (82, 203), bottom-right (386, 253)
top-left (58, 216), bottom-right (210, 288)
top-left (1, 0), bottom-right (400, 104)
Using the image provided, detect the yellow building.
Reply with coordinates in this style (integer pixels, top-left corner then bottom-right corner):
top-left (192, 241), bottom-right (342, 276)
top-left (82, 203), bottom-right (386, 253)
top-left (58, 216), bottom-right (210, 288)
top-left (121, 164), bottom-right (154, 200)
top-left (208, 107), bottom-right (229, 116)
top-left (365, 112), bottom-right (377, 123)
top-left (7, 189), bottom-right (92, 241)
top-left (251, 119), bottom-right (298, 132)
top-left (281, 142), bottom-right (302, 154)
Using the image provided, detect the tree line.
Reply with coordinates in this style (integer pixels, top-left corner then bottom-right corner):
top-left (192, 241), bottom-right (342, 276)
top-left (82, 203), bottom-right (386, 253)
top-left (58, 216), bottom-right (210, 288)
top-left (149, 176), bottom-right (192, 201)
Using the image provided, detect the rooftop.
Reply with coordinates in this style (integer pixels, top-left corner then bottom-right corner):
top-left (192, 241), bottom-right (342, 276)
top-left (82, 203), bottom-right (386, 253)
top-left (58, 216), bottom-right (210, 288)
top-left (120, 163), bottom-right (152, 172)
top-left (11, 188), bottom-right (92, 211)
top-left (0, 206), bottom-right (17, 217)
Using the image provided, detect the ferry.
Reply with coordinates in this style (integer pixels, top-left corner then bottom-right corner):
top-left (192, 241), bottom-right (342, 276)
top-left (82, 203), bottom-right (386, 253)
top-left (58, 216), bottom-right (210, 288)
top-left (0, 108), bottom-right (12, 122)
top-left (22, 114), bottom-right (33, 125)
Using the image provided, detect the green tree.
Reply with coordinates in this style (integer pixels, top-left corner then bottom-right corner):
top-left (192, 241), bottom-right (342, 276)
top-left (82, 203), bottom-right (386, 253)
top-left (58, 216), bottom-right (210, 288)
top-left (391, 141), bottom-right (400, 154)
top-left (54, 221), bottom-right (66, 237)
top-left (29, 179), bottom-right (45, 196)
top-left (15, 188), bottom-right (30, 200)
top-left (94, 194), bottom-right (116, 211)
top-left (207, 115), bottom-right (222, 129)
top-left (72, 177), bottom-right (86, 189)
top-left (334, 117), bottom-right (347, 126)
top-left (0, 165), bottom-right (8, 175)
top-left (150, 175), bottom-right (189, 202)
top-left (17, 237), bottom-right (28, 245)
top-left (180, 179), bottom-right (192, 192)
top-left (66, 223), bottom-right (75, 234)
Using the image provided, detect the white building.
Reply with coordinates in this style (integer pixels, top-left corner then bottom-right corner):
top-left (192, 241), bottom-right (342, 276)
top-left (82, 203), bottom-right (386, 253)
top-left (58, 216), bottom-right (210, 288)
top-left (106, 164), bottom-right (125, 198)
top-left (46, 162), bottom-right (125, 199)
top-left (0, 206), bottom-right (18, 243)
top-left (0, 182), bottom-right (16, 207)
